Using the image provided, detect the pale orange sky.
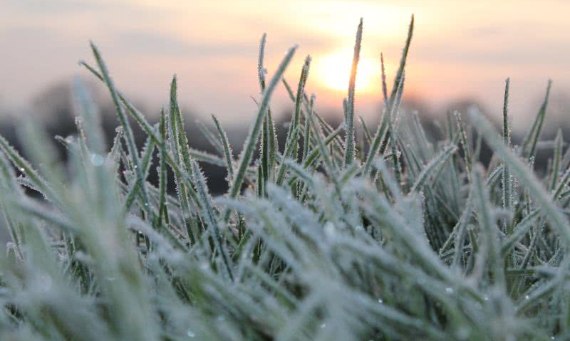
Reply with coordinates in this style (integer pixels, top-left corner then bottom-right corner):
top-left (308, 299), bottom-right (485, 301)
top-left (1, 0), bottom-right (570, 130)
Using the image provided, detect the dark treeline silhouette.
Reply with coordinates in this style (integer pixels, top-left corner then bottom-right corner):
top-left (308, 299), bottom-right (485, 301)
top-left (1, 80), bottom-right (567, 195)
top-left (0, 80), bottom-right (294, 195)
top-left (0, 80), bottom-right (565, 249)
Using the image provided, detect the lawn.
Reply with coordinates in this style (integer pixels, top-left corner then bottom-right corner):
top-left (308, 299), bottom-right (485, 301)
top-left (0, 16), bottom-right (566, 340)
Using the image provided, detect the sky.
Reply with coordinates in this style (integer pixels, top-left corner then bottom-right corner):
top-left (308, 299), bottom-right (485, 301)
top-left (1, 0), bottom-right (570, 130)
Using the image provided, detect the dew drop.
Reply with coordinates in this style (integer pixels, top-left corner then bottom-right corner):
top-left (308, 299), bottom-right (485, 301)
top-left (324, 222), bottom-right (336, 239)
top-left (90, 153), bottom-right (105, 167)
top-left (445, 287), bottom-right (454, 294)
top-left (186, 329), bottom-right (195, 338)
top-left (377, 299), bottom-right (383, 304)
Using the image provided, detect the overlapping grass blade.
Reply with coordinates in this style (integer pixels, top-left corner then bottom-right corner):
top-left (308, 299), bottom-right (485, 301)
top-left (227, 45), bottom-right (297, 200)
top-left (89, 43), bottom-right (152, 214)
top-left (212, 114), bottom-right (235, 183)
top-left (522, 80), bottom-right (552, 159)
top-left (277, 55), bottom-right (311, 185)
top-left (411, 144), bottom-right (457, 192)
top-left (469, 107), bottom-right (570, 245)
top-left (363, 15), bottom-right (414, 175)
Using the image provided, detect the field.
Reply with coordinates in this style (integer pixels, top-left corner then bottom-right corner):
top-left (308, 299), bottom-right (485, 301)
top-left (0, 17), bottom-right (568, 340)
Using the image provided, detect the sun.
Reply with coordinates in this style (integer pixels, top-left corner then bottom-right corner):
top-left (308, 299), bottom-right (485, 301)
top-left (314, 50), bottom-right (381, 94)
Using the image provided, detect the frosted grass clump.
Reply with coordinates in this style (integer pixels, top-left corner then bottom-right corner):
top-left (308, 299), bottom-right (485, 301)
top-left (0, 16), bottom-right (567, 340)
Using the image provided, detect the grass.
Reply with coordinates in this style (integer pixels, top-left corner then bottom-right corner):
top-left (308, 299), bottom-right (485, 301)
top-left (0, 16), bottom-right (567, 340)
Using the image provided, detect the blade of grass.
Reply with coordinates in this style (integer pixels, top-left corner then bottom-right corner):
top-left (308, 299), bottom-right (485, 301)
top-left (257, 33), bottom-right (278, 194)
top-left (502, 78), bottom-right (513, 221)
top-left (472, 165), bottom-right (506, 288)
top-left (0, 135), bottom-right (57, 203)
top-left (168, 77), bottom-right (201, 243)
top-left (212, 114), bottom-right (235, 183)
top-left (276, 55), bottom-right (311, 185)
top-left (380, 52), bottom-right (389, 106)
top-left (196, 120), bottom-right (223, 155)
top-left (344, 18), bottom-right (363, 166)
top-left (550, 129), bottom-right (563, 191)
top-left (469, 107), bottom-right (570, 246)
top-left (522, 80), bottom-right (552, 159)
top-left (227, 46), bottom-right (297, 201)
top-left (90, 43), bottom-right (153, 218)
top-left (190, 160), bottom-right (234, 281)
top-left (411, 144), bottom-right (457, 193)
top-left (364, 15), bottom-right (414, 175)
top-left (157, 111), bottom-right (169, 226)
top-left (301, 95), bottom-right (315, 163)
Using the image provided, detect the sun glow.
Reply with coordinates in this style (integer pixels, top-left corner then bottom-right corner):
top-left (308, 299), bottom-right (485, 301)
top-left (314, 50), bottom-right (382, 94)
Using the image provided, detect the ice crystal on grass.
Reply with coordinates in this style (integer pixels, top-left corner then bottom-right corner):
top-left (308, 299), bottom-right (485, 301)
top-left (0, 16), bottom-right (566, 341)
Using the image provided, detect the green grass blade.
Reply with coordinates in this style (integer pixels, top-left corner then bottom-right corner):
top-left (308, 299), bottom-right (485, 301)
top-left (228, 45), bottom-right (297, 200)
top-left (502, 78), bottom-right (513, 215)
top-left (301, 95), bottom-right (315, 163)
top-left (550, 129), bottom-right (563, 190)
top-left (196, 120), bottom-right (223, 155)
top-left (89, 43), bottom-right (152, 216)
top-left (190, 160), bottom-right (234, 281)
top-left (303, 126), bottom-right (343, 170)
top-left (469, 107), bottom-right (570, 246)
top-left (257, 33), bottom-right (278, 194)
top-left (501, 209), bottom-right (540, 256)
top-left (522, 80), bottom-right (552, 159)
top-left (380, 52), bottom-right (389, 106)
top-left (276, 55), bottom-right (311, 185)
top-left (307, 110), bottom-right (341, 195)
top-left (157, 111), bottom-right (169, 226)
top-left (212, 114), bottom-right (235, 183)
top-left (454, 111), bottom-right (472, 177)
top-left (344, 18), bottom-right (363, 166)
top-left (411, 144), bottom-right (457, 193)
top-left (364, 15), bottom-right (414, 175)
top-left (257, 33), bottom-right (268, 92)
top-left (72, 77), bottom-right (106, 154)
top-left (0, 135), bottom-right (57, 203)
top-left (168, 77), bottom-right (202, 243)
top-left (472, 165), bottom-right (506, 287)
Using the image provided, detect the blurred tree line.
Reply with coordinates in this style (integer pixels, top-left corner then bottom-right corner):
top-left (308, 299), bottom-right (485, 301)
top-left (0, 79), bottom-right (565, 246)
top-left (0, 79), bottom-right (567, 195)
top-left (0, 80), bottom-right (291, 195)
